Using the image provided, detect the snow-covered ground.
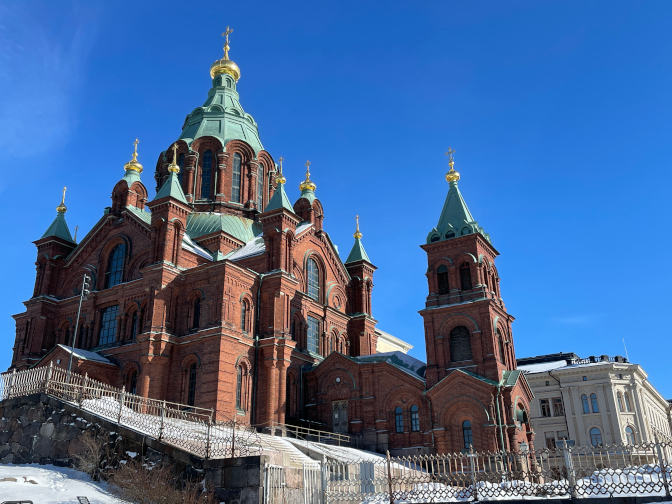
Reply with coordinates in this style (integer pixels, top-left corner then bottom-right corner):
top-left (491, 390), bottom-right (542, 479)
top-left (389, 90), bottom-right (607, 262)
top-left (0, 464), bottom-right (124, 504)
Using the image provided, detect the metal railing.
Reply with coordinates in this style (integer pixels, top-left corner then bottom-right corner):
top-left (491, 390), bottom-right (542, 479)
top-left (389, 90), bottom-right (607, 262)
top-left (263, 420), bottom-right (360, 448)
top-left (0, 363), bottom-right (261, 460)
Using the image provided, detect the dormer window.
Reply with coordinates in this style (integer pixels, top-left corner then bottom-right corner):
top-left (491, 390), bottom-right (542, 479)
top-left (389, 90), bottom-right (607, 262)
top-left (430, 235), bottom-right (440, 243)
top-left (461, 228), bottom-right (471, 236)
top-left (445, 231), bottom-right (455, 239)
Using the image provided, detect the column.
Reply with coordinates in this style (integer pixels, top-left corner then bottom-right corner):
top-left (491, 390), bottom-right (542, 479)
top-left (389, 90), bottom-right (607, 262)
top-left (630, 383), bottom-right (648, 442)
top-left (604, 383), bottom-right (624, 444)
top-left (184, 153), bottom-right (197, 203)
top-left (595, 384), bottom-right (613, 444)
top-left (245, 160), bottom-right (259, 209)
top-left (215, 151), bottom-right (229, 199)
top-left (560, 387), bottom-right (578, 441)
top-left (569, 387), bottom-right (587, 445)
top-left (277, 361), bottom-right (289, 424)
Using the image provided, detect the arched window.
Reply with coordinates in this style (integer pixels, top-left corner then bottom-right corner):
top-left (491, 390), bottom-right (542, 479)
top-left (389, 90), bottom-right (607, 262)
top-left (449, 326), bottom-right (472, 362)
top-left (590, 393), bottom-right (599, 413)
top-left (437, 265), bottom-right (450, 295)
top-left (188, 363), bottom-right (197, 406)
top-left (590, 427), bottom-right (602, 447)
top-left (200, 150), bottom-right (212, 199)
top-left (105, 243), bottom-right (126, 288)
top-left (232, 153), bottom-right (242, 203)
top-left (192, 297), bottom-right (201, 329)
top-left (329, 336), bottom-right (333, 354)
top-left (463, 420), bottom-right (473, 449)
top-left (624, 392), bottom-right (632, 411)
top-left (498, 334), bottom-right (506, 363)
top-left (129, 371), bottom-right (137, 395)
top-left (240, 301), bottom-right (247, 332)
top-left (581, 394), bottom-right (590, 414)
top-left (395, 407), bottom-right (403, 433)
top-left (98, 305), bottom-right (119, 346)
top-left (130, 311), bottom-right (138, 339)
top-left (617, 392), bottom-right (624, 412)
top-left (257, 163), bottom-right (264, 209)
top-left (236, 365), bottom-right (243, 410)
top-left (307, 316), bottom-right (320, 354)
top-left (459, 262), bottom-right (472, 290)
top-left (307, 258), bottom-right (320, 301)
top-left (411, 405), bottom-right (420, 432)
top-left (445, 231), bottom-right (455, 239)
top-left (177, 153), bottom-right (185, 186)
top-left (625, 426), bottom-right (636, 445)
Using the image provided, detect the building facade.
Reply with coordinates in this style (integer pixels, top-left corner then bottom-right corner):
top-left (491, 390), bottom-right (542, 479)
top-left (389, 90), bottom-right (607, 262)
top-left (10, 37), bottom-right (533, 455)
top-left (518, 353), bottom-right (672, 449)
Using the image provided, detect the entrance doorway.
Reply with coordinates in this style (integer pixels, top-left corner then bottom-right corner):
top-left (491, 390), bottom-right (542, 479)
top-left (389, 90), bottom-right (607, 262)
top-left (332, 400), bottom-right (348, 433)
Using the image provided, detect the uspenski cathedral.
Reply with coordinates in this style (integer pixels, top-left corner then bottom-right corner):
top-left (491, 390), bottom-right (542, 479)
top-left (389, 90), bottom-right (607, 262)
top-left (10, 30), bottom-right (533, 455)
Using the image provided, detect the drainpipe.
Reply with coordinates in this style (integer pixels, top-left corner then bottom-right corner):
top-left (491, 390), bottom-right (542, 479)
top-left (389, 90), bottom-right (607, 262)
top-left (252, 273), bottom-right (266, 426)
top-left (549, 369), bottom-right (571, 437)
top-left (495, 382), bottom-right (506, 452)
top-left (421, 391), bottom-right (435, 454)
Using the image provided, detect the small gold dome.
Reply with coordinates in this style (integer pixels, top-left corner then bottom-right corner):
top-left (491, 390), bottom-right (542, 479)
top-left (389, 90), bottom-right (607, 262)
top-left (56, 186), bottom-right (67, 213)
top-left (354, 215), bottom-right (362, 239)
top-left (445, 167), bottom-right (460, 183)
top-left (275, 157), bottom-right (286, 184)
top-left (299, 160), bottom-right (316, 191)
top-left (124, 139), bottom-right (143, 173)
top-left (168, 143), bottom-right (180, 174)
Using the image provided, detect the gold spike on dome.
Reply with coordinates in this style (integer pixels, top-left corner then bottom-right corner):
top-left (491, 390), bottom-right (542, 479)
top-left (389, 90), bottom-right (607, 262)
top-left (354, 215), bottom-right (362, 239)
top-left (445, 147), bottom-right (460, 182)
top-left (299, 160), bottom-right (316, 191)
top-left (210, 26), bottom-right (241, 81)
top-left (124, 139), bottom-right (143, 173)
top-left (275, 156), bottom-right (286, 184)
top-left (56, 187), bottom-right (67, 213)
top-left (168, 143), bottom-right (180, 173)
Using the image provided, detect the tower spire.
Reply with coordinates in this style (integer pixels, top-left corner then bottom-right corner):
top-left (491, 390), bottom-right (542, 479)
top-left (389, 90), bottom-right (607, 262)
top-left (354, 214), bottom-right (362, 239)
top-left (41, 187), bottom-right (75, 242)
top-left (56, 186), bottom-right (67, 213)
top-left (346, 215), bottom-right (371, 264)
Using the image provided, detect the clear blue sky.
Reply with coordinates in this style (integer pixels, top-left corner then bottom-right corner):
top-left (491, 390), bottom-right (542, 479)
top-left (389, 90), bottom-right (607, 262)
top-left (1, 1), bottom-right (670, 397)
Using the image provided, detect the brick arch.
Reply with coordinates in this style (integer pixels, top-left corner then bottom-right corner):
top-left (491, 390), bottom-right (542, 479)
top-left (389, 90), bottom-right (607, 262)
top-left (60, 265), bottom-right (98, 298)
top-left (238, 292), bottom-right (254, 333)
top-left (454, 252), bottom-right (478, 264)
top-left (437, 394), bottom-right (492, 427)
top-left (318, 367), bottom-right (357, 394)
top-left (191, 137), bottom-right (224, 200)
top-left (438, 313), bottom-right (480, 336)
top-left (303, 250), bottom-right (327, 303)
top-left (126, 249), bottom-right (149, 281)
top-left (380, 384), bottom-right (424, 416)
top-left (180, 353), bottom-right (201, 370)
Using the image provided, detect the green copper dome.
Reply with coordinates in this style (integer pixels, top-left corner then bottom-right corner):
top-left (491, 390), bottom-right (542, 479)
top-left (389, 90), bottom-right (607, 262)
top-left (179, 73), bottom-right (263, 153)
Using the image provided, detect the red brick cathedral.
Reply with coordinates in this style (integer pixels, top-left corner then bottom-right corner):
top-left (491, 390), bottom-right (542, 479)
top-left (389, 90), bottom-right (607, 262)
top-left (10, 36), bottom-right (533, 455)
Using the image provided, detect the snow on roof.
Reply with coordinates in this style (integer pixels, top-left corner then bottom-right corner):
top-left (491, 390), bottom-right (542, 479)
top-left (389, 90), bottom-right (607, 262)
top-left (56, 344), bottom-right (112, 364)
top-left (518, 360), bottom-right (568, 374)
top-left (353, 351), bottom-right (426, 380)
top-left (226, 236), bottom-right (266, 261)
top-left (296, 221), bottom-right (313, 236)
top-left (182, 233), bottom-right (213, 260)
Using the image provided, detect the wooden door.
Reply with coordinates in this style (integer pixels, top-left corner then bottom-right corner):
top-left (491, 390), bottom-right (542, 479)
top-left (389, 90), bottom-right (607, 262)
top-left (332, 400), bottom-right (348, 433)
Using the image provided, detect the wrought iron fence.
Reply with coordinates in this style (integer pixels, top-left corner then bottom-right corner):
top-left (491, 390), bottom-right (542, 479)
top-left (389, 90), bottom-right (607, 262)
top-left (0, 363), bottom-right (261, 460)
top-left (323, 442), bottom-right (672, 503)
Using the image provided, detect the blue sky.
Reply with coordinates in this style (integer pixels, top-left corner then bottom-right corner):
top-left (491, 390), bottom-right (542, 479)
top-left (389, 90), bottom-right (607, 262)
top-left (1, 1), bottom-right (670, 397)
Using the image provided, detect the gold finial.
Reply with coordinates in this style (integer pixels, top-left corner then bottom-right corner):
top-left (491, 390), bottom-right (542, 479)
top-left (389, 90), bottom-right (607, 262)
top-left (56, 186), bottom-right (67, 213)
top-left (168, 143), bottom-right (180, 173)
top-left (275, 156), bottom-right (286, 184)
top-left (354, 215), bottom-right (362, 239)
top-left (124, 138), bottom-right (144, 173)
top-left (210, 26), bottom-right (241, 81)
top-left (299, 160), bottom-right (316, 191)
top-left (445, 147), bottom-right (460, 183)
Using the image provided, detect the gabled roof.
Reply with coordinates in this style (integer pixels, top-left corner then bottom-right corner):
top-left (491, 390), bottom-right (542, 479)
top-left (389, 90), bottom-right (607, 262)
top-left (125, 205), bottom-right (152, 225)
top-left (345, 237), bottom-right (371, 264)
top-left (32, 344), bottom-right (114, 369)
top-left (186, 213), bottom-right (262, 243)
top-left (41, 213), bottom-right (75, 243)
top-left (154, 172), bottom-right (188, 204)
top-left (352, 351), bottom-right (426, 380)
top-left (264, 182), bottom-right (294, 213)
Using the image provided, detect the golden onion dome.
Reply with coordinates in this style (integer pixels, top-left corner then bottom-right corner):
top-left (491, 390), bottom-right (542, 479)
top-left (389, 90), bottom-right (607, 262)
top-left (124, 139), bottom-right (143, 173)
top-left (444, 147), bottom-right (459, 182)
top-left (56, 186), bottom-right (67, 213)
top-left (168, 143), bottom-right (180, 174)
top-left (211, 26), bottom-right (240, 81)
top-left (299, 160), bottom-right (316, 191)
top-left (275, 156), bottom-right (286, 184)
top-left (354, 215), bottom-right (362, 239)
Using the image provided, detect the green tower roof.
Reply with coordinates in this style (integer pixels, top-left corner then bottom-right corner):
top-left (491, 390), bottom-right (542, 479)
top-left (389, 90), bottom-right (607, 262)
top-left (264, 182), bottom-right (294, 213)
top-left (41, 212), bottom-right (74, 243)
top-left (178, 73), bottom-right (263, 153)
top-left (154, 171), bottom-right (188, 204)
top-left (426, 178), bottom-right (490, 244)
top-left (345, 237), bottom-right (371, 264)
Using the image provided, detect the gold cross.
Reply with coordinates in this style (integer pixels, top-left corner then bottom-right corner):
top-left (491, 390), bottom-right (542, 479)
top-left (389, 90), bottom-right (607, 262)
top-left (172, 142), bottom-right (178, 161)
top-left (445, 147), bottom-right (455, 169)
top-left (305, 160), bottom-right (311, 178)
top-left (61, 186), bottom-right (67, 205)
top-left (278, 156), bottom-right (284, 172)
top-left (131, 138), bottom-right (139, 162)
top-left (222, 26), bottom-right (233, 45)
top-left (354, 214), bottom-right (362, 239)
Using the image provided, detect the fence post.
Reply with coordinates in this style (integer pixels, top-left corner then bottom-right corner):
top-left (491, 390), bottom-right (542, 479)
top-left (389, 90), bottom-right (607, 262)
top-left (386, 450), bottom-right (394, 504)
top-left (79, 373), bottom-right (87, 408)
top-left (206, 419), bottom-right (212, 460)
top-left (158, 400), bottom-right (166, 441)
top-left (9, 368), bottom-right (16, 398)
top-left (321, 457), bottom-right (328, 504)
top-left (468, 445), bottom-right (478, 502)
top-left (231, 414), bottom-right (236, 458)
top-left (560, 441), bottom-right (577, 499)
top-left (654, 434), bottom-right (671, 499)
top-left (118, 389), bottom-right (125, 425)
top-left (45, 361), bottom-right (53, 395)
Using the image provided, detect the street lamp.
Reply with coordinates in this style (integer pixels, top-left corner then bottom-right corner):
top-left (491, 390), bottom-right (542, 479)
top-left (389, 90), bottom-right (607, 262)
top-left (66, 274), bottom-right (91, 376)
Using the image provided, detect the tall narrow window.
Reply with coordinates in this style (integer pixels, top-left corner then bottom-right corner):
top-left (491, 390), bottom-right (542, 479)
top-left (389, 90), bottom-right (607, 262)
top-left (395, 407), bottom-right (403, 433)
top-left (590, 427), bottom-right (602, 447)
top-left (98, 305), bottom-right (119, 346)
top-left (129, 371), bottom-right (137, 395)
top-left (459, 262), bottom-right (472, 291)
top-left (130, 311), bottom-right (138, 339)
top-left (498, 335), bottom-right (506, 363)
top-left (236, 366), bottom-right (243, 410)
top-left (624, 392), bottom-right (632, 412)
top-left (177, 153), bottom-right (185, 186)
top-left (291, 319), bottom-right (296, 340)
top-left (449, 326), bottom-right (472, 362)
top-left (257, 163), bottom-right (264, 209)
top-left (625, 426), bottom-right (636, 445)
top-left (329, 337), bottom-right (333, 354)
top-left (463, 420), bottom-right (473, 449)
top-left (437, 265), bottom-right (450, 295)
top-left (240, 301), bottom-right (247, 332)
top-left (307, 258), bottom-right (320, 301)
top-left (590, 393), bottom-right (599, 413)
top-left (617, 392), bottom-right (624, 412)
top-left (553, 398), bottom-right (564, 416)
top-left (105, 244), bottom-right (126, 288)
top-left (193, 297), bottom-right (201, 329)
top-left (581, 394), bottom-right (590, 414)
top-left (188, 364), bottom-right (197, 406)
top-left (307, 316), bottom-right (320, 354)
top-left (411, 405), bottom-right (420, 432)
top-left (540, 399), bottom-right (551, 417)
top-left (200, 150), bottom-right (212, 199)
top-left (232, 153), bottom-right (242, 203)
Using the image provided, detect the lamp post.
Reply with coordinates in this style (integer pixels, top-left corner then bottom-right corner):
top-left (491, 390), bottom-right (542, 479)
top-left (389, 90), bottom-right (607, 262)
top-left (67, 274), bottom-right (91, 376)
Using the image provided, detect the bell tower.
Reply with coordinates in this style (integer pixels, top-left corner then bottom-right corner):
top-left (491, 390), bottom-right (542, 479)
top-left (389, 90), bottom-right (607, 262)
top-left (420, 150), bottom-right (517, 388)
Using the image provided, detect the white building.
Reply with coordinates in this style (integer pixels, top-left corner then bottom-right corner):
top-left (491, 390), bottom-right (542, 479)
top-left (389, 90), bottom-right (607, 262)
top-left (375, 329), bottom-right (413, 354)
top-left (517, 353), bottom-right (672, 449)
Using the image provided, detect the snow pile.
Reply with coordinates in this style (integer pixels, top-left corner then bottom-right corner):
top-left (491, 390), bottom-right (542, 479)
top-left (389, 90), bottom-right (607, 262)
top-left (0, 464), bottom-right (124, 504)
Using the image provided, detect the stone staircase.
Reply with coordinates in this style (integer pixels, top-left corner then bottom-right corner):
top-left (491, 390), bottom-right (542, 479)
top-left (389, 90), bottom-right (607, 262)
top-left (258, 432), bottom-right (317, 468)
